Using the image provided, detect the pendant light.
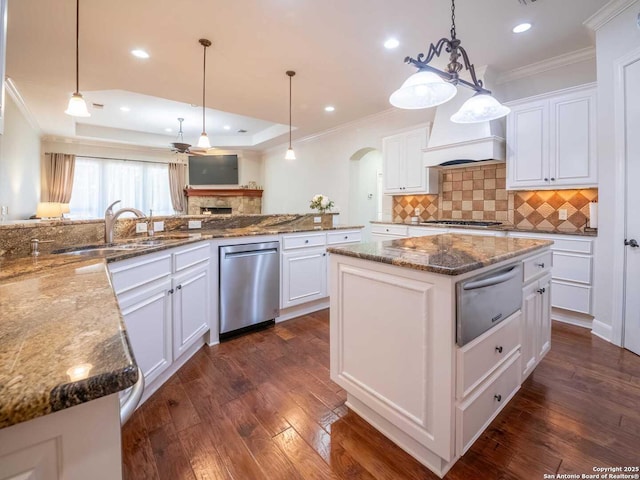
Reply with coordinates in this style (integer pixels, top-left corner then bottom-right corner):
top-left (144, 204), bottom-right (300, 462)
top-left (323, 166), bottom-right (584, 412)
top-left (197, 39), bottom-right (212, 149)
top-left (389, 0), bottom-right (510, 123)
top-left (65, 0), bottom-right (90, 117)
top-left (285, 70), bottom-right (296, 160)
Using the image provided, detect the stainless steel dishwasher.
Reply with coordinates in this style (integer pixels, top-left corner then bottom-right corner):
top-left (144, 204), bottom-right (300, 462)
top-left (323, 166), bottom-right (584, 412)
top-left (219, 241), bottom-right (280, 338)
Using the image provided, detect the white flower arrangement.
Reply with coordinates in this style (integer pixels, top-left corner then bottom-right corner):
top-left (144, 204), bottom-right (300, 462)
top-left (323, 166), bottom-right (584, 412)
top-left (309, 194), bottom-right (335, 213)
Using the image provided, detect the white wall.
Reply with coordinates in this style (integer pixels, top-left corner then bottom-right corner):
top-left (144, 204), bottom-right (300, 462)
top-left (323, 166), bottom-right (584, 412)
top-left (496, 58), bottom-right (597, 103)
top-left (0, 93), bottom-right (41, 220)
top-left (592, 1), bottom-right (640, 343)
top-left (261, 109), bottom-right (434, 223)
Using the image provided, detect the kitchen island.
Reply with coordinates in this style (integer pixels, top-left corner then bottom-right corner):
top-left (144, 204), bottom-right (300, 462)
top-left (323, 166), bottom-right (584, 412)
top-left (328, 234), bottom-right (553, 478)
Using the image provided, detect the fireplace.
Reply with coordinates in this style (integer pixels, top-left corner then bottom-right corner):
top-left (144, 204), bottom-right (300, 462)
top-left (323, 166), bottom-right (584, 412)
top-left (185, 188), bottom-right (263, 215)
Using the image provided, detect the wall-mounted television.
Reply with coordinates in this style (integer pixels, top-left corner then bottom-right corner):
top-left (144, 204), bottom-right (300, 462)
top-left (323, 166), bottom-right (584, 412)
top-left (188, 154), bottom-right (239, 185)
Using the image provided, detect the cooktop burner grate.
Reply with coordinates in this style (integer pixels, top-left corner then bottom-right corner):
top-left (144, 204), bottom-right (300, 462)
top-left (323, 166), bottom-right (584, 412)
top-left (421, 220), bottom-right (503, 227)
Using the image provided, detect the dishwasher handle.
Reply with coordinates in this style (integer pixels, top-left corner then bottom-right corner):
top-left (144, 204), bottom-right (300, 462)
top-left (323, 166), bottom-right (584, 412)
top-left (224, 248), bottom-right (278, 259)
top-left (462, 265), bottom-right (519, 291)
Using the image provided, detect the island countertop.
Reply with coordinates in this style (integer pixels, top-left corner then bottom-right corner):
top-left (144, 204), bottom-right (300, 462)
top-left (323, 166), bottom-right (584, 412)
top-left (327, 234), bottom-right (553, 275)
top-left (0, 259), bottom-right (138, 429)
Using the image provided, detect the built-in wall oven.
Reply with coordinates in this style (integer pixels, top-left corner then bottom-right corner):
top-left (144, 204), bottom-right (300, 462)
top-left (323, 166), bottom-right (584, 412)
top-left (456, 263), bottom-right (522, 346)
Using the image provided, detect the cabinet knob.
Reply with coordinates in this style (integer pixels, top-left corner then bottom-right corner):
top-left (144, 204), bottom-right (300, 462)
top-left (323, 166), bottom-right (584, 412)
top-left (494, 394), bottom-right (502, 402)
top-left (305, 239), bottom-right (309, 244)
top-left (544, 178), bottom-right (549, 182)
top-left (177, 285), bottom-right (182, 290)
top-left (535, 262), bottom-right (545, 268)
top-left (551, 178), bottom-right (556, 181)
top-left (495, 346), bottom-right (503, 354)
top-left (168, 288), bottom-right (174, 294)
top-left (344, 236), bottom-right (348, 240)
top-left (537, 287), bottom-right (546, 294)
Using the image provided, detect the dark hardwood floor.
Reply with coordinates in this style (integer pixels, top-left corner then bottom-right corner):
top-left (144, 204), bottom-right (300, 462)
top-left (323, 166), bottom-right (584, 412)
top-left (122, 310), bottom-right (640, 479)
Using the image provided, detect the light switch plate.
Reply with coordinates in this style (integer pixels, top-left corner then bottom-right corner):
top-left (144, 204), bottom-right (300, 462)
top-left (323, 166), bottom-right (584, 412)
top-left (314, 216), bottom-right (322, 224)
top-left (188, 220), bottom-right (202, 229)
top-left (153, 221), bottom-right (165, 232)
top-left (136, 222), bottom-right (148, 233)
top-left (559, 209), bottom-right (568, 221)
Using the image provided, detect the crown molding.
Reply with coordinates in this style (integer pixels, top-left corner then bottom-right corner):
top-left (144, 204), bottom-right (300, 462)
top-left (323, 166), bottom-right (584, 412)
top-left (5, 78), bottom-right (42, 134)
top-left (41, 135), bottom-right (174, 155)
top-left (584, 0), bottom-right (639, 31)
top-left (496, 47), bottom-right (596, 85)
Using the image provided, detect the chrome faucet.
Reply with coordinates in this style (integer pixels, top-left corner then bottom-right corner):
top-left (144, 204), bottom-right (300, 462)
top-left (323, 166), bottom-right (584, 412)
top-left (104, 200), bottom-right (146, 243)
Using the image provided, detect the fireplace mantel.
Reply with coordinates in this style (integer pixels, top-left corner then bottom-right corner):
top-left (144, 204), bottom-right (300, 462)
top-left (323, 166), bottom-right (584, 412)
top-left (184, 188), bottom-right (263, 198)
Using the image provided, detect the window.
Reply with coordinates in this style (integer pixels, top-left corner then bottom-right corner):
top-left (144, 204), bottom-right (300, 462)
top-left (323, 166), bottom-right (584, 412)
top-left (69, 157), bottom-right (174, 219)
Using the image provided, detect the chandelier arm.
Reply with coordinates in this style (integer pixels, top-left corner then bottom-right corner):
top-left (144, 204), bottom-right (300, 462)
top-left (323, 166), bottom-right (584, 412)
top-left (456, 45), bottom-right (485, 91)
top-left (406, 38), bottom-right (452, 66)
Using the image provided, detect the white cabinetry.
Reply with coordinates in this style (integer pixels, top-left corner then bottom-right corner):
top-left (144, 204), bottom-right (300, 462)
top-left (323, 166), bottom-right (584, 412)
top-left (520, 251), bottom-right (552, 379)
top-left (506, 84), bottom-right (597, 190)
top-left (383, 127), bottom-right (438, 195)
top-left (109, 241), bottom-right (211, 402)
top-left (371, 224), bottom-right (408, 242)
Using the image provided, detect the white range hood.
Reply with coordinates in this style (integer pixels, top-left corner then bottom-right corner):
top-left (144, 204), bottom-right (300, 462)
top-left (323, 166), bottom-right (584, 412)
top-left (423, 68), bottom-right (506, 167)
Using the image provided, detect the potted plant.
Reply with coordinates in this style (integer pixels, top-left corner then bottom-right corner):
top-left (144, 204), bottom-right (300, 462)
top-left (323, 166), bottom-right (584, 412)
top-left (310, 194), bottom-right (334, 214)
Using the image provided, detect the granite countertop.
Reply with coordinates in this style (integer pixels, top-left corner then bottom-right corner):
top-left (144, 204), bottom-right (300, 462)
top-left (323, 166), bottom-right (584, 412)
top-left (0, 223), bottom-right (362, 428)
top-left (328, 234), bottom-right (553, 275)
top-left (370, 221), bottom-right (597, 237)
top-left (0, 259), bottom-right (138, 429)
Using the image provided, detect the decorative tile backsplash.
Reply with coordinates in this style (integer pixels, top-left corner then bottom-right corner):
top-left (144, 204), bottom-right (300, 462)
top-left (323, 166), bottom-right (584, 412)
top-left (392, 163), bottom-right (598, 233)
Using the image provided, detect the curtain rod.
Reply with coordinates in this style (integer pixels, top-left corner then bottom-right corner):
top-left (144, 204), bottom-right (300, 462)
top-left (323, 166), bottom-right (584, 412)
top-left (45, 153), bottom-right (180, 166)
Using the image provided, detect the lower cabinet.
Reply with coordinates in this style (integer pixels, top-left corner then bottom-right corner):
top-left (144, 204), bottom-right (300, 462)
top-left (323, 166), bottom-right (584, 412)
top-left (172, 264), bottom-right (211, 359)
top-left (522, 271), bottom-right (552, 379)
top-left (281, 247), bottom-right (327, 308)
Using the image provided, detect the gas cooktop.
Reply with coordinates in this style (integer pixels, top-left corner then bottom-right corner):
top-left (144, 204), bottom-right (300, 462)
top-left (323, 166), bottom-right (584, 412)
top-left (420, 220), bottom-right (503, 227)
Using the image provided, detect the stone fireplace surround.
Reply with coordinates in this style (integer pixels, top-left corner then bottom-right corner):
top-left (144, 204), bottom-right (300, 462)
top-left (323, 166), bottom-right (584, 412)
top-left (185, 188), bottom-right (263, 216)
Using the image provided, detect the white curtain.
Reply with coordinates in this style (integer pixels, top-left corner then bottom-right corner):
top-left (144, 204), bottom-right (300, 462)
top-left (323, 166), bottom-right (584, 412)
top-left (68, 157), bottom-right (174, 219)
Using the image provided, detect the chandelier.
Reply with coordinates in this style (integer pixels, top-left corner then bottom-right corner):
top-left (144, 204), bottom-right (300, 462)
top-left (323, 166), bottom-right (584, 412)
top-left (389, 0), bottom-right (510, 123)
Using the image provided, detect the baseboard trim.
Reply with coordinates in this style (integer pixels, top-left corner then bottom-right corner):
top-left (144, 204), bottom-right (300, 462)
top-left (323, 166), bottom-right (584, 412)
top-left (277, 298), bottom-right (330, 323)
top-left (551, 308), bottom-right (593, 329)
top-left (591, 318), bottom-right (613, 343)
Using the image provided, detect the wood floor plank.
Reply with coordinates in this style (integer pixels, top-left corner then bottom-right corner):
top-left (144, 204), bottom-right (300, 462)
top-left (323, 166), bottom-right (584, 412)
top-left (122, 313), bottom-right (640, 480)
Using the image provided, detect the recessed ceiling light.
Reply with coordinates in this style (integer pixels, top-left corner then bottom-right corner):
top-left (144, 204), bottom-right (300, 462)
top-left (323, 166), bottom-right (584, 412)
top-left (131, 49), bottom-right (150, 59)
top-left (165, 128), bottom-right (172, 132)
top-left (120, 106), bottom-right (131, 112)
top-left (223, 125), bottom-right (231, 130)
top-left (512, 23), bottom-right (532, 33)
top-left (384, 38), bottom-right (400, 49)
top-left (325, 106), bottom-right (335, 112)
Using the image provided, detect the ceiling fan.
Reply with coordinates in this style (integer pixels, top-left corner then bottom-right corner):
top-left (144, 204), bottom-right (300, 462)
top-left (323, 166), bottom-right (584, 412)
top-left (170, 118), bottom-right (215, 156)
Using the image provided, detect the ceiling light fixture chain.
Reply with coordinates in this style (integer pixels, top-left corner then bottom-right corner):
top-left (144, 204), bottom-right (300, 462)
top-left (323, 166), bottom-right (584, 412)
top-left (285, 70), bottom-right (296, 160)
top-left (390, 0), bottom-right (510, 123)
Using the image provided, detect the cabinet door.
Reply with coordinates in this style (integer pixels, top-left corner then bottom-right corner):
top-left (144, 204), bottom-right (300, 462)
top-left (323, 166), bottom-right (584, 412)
top-left (172, 264), bottom-right (210, 359)
top-left (538, 275), bottom-right (552, 359)
top-left (404, 128), bottom-right (427, 192)
top-left (281, 248), bottom-right (327, 308)
top-left (521, 281), bottom-right (539, 380)
top-left (120, 279), bottom-right (172, 384)
top-left (549, 88), bottom-right (597, 186)
top-left (506, 101), bottom-right (550, 189)
top-left (382, 134), bottom-right (404, 193)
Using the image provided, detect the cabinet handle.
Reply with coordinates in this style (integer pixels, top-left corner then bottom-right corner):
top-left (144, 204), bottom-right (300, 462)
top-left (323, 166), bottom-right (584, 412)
top-left (535, 262), bottom-right (545, 268)
top-left (305, 239), bottom-right (309, 244)
top-left (551, 178), bottom-right (556, 181)
top-left (177, 285), bottom-right (182, 290)
top-left (495, 346), bottom-right (503, 354)
top-left (168, 288), bottom-right (174, 294)
top-left (494, 394), bottom-right (502, 402)
top-left (537, 287), bottom-right (546, 294)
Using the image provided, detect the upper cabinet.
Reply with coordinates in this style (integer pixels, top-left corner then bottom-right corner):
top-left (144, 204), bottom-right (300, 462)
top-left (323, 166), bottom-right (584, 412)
top-left (383, 126), bottom-right (439, 195)
top-left (506, 84), bottom-right (597, 190)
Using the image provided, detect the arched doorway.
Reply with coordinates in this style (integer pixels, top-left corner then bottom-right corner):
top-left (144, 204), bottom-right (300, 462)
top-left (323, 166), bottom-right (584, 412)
top-left (348, 148), bottom-right (383, 242)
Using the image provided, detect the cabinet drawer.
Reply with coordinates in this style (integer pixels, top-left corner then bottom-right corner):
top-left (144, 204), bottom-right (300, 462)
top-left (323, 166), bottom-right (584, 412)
top-left (552, 281), bottom-right (592, 314)
top-left (523, 251), bottom-right (552, 283)
top-left (327, 230), bottom-right (362, 245)
top-left (282, 233), bottom-right (327, 250)
top-left (457, 312), bottom-right (521, 399)
top-left (550, 237), bottom-right (593, 254)
top-left (371, 224), bottom-right (408, 236)
top-left (408, 226), bottom-right (448, 237)
top-left (456, 353), bottom-right (521, 455)
top-left (109, 252), bottom-right (172, 295)
top-left (174, 241), bottom-right (210, 272)
top-left (552, 253), bottom-right (592, 284)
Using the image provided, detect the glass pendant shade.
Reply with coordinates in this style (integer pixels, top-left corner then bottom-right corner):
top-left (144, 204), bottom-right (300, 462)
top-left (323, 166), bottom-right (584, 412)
top-left (285, 147), bottom-right (296, 160)
top-left (65, 93), bottom-right (90, 117)
top-left (389, 71), bottom-right (457, 109)
top-left (451, 94), bottom-right (511, 124)
top-left (197, 132), bottom-right (211, 149)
